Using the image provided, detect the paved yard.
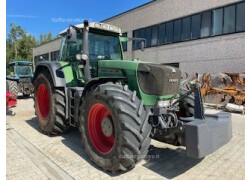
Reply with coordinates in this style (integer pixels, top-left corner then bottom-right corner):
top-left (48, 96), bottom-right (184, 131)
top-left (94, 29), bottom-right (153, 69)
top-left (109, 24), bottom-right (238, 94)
top-left (6, 98), bottom-right (245, 180)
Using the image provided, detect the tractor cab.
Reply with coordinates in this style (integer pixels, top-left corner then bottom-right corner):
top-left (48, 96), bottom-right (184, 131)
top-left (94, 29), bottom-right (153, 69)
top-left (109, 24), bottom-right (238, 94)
top-left (60, 23), bottom-right (123, 61)
top-left (8, 61), bottom-right (33, 79)
top-left (58, 22), bottom-right (144, 79)
top-left (59, 23), bottom-right (124, 79)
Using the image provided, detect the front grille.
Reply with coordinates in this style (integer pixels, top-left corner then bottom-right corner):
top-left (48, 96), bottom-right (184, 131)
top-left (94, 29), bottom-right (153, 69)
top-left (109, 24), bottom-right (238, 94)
top-left (137, 64), bottom-right (181, 96)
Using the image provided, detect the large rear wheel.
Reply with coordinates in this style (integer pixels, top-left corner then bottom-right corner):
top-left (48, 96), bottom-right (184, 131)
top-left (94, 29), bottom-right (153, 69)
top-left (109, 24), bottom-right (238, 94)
top-left (80, 82), bottom-right (152, 172)
top-left (33, 70), bottom-right (70, 135)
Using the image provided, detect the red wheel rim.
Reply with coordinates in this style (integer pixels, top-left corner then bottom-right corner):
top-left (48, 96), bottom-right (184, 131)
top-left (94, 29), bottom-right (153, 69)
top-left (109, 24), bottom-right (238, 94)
top-left (37, 84), bottom-right (50, 120)
top-left (88, 103), bottom-right (115, 155)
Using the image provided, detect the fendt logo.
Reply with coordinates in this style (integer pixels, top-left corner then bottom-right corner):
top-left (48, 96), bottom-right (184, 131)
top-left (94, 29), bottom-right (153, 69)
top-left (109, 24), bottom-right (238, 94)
top-left (169, 78), bottom-right (178, 83)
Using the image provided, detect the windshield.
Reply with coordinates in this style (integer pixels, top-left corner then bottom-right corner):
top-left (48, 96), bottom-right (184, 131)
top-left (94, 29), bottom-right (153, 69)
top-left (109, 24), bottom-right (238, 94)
top-left (61, 32), bottom-right (122, 61)
top-left (15, 66), bottom-right (32, 76)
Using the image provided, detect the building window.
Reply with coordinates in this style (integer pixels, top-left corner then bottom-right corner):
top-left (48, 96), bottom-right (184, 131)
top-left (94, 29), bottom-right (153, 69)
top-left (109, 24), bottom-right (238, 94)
top-left (145, 27), bottom-right (152, 47)
top-left (139, 28), bottom-right (146, 48)
top-left (41, 53), bottom-right (49, 60)
top-left (133, 30), bottom-right (140, 50)
top-left (151, 26), bottom-right (158, 46)
top-left (34, 56), bottom-right (40, 64)
top-left (131, 1), bottom-right (244, 51)
top-left (201, 11), bottom-right (212, 37)
top-left (182, 16), bottom-right (191, 41)
top-left (173, 19), bottom-right (181, 42)
top-left (122, 32), bottom-right (128, 51)
top-left (51, 50), bottom-right (60, 61)
top-left (166, 21), bottom-right (173, 43)
top-left (212, 8), bottom-right (223, 36)
top-left (191, 14), bottom-right (201, 39)
top-left (223, 5), bottom-right (236, 34)
top-left (158, 23), bottom-right (166, 45)
top-left (236, 2), bottom-right (245, 32)
top-left (34, 53), bottom-right (49, 64)
top-left (163, 63), bottom-right (179, 68)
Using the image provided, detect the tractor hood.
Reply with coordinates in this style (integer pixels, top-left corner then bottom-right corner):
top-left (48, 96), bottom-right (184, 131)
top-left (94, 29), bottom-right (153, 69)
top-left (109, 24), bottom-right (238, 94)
top-left (98, 60), bottom-right (181, 105)
top-left (137, 63), bottom-right (181, 96)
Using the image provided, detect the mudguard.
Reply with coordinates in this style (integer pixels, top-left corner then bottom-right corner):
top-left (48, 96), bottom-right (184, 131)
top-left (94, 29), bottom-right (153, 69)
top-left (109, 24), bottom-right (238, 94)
top-left (33, 61), bottom-right (66, 87)
top-left (81, 76), bottom-right (126, 97)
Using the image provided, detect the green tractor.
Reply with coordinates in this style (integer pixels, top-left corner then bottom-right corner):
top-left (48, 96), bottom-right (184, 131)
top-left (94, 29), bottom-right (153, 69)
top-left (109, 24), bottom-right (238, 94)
top-left (33, 21), bottom-right (232, 172)
top-left (7, 61), bottom-right (34, 97)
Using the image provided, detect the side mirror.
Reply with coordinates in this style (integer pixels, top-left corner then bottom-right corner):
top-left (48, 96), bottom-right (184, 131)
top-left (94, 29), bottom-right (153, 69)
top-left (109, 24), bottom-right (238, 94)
top-left (67, 27), bottom-right (77, 43)
top-left (141, 41), bottom-right (145, 52)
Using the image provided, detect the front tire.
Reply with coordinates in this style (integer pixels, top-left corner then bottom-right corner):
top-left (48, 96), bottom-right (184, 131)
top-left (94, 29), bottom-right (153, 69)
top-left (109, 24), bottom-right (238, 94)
top-left (179, 84), bottom-right (195, 117)
top-left (80, 82), bottom-right (152, 172)
top-left (33, 70), bottom-right (70, 135)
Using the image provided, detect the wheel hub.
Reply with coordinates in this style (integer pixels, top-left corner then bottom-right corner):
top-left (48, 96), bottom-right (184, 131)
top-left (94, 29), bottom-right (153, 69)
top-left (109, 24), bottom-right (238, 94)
top-left (88, 103), bottom-right (115, 155)
top-left (37, 84), bottom-right (50, 120)
top-left (101, 117), bottom-right (113, 137)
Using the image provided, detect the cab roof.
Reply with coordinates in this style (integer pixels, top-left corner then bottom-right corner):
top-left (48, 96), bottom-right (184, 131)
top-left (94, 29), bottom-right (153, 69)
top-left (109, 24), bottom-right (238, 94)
top-left (8, 61), bottom-right (32, 66)
top-left (59, 22), bottom-right (122, 35)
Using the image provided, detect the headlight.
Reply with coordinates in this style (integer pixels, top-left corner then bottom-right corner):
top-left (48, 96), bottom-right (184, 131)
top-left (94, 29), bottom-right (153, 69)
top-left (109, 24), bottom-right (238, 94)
top-left (76, 54), bottom-right (81, 61)
top-left (76, 54), bottom-right (88, 61)
top-left (156, 100), bottom-right (170, 108)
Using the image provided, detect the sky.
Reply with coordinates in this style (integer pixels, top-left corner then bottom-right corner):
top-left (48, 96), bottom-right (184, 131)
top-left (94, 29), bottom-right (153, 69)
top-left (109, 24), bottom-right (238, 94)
top-left (6, 0), bottom-right (152, 38)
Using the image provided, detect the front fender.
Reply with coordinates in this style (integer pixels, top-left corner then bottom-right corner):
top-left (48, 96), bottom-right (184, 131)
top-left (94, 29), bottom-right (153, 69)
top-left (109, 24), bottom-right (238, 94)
top-left (81, 77), bottom-right (126, 97)
top-left (33, 61), bottom-right (66, 87)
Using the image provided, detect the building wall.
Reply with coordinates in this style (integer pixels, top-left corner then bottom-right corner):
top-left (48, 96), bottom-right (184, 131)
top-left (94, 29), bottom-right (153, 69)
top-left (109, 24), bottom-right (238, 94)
top-left (104, 0), bottom-right (245, 75)
top-left (33, 38), bottom-right (62, 64)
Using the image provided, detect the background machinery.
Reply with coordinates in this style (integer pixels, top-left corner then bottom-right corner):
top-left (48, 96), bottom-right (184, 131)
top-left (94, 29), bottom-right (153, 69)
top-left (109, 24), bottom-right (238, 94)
top-left (6, 61), bottom-right (34, 97)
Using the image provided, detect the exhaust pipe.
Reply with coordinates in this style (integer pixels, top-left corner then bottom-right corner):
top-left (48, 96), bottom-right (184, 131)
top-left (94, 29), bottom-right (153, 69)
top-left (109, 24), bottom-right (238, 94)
top-left (82, 20), bottom-right (91, 82)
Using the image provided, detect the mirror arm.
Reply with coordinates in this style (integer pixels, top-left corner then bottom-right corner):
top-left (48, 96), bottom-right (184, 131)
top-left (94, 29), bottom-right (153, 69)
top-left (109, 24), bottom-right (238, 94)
top-left (126, 37), bottom-right (146, 51)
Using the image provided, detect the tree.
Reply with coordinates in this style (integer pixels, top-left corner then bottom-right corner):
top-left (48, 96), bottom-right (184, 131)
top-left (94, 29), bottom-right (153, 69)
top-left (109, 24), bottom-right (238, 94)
top-left (18, 34), bottom-right (36, 60)
top-left (6, 23), bottom-right (56, 74)
top-left (6, 23), bottom-right (36, 74)
top-left (8, 23), bottom-right (25, 59)
top-left (37, 32), bottom-right (54, 45)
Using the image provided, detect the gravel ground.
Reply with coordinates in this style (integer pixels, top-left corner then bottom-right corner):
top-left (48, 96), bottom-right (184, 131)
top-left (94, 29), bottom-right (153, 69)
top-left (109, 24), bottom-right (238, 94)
top-left (6, 98), bottom-right (245, 180)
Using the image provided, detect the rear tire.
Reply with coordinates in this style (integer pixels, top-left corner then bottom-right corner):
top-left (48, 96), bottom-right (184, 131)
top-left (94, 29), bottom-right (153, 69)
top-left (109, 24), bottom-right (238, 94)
top-left (80, 82), bottom-right (152, 172)
top-left (33, 70), bottom-right (70, 135)
top-left (6, 80), bottom-right (18, 97)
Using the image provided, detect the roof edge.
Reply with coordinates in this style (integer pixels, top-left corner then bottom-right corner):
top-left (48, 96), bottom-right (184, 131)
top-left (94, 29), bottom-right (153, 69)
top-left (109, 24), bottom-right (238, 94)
top-left (33, 37), bottom-right (62, 48)
top-left (101, 0), bottom-right (156, 22)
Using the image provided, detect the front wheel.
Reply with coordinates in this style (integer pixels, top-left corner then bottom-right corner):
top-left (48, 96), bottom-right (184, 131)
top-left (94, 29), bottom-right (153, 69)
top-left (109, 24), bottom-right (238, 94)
top-left (179, 84), bottom-right (195, 117)
top-left (33, 70), bottom-right (71, 135)
top-left (80, 82), bottom-right (152, 172)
